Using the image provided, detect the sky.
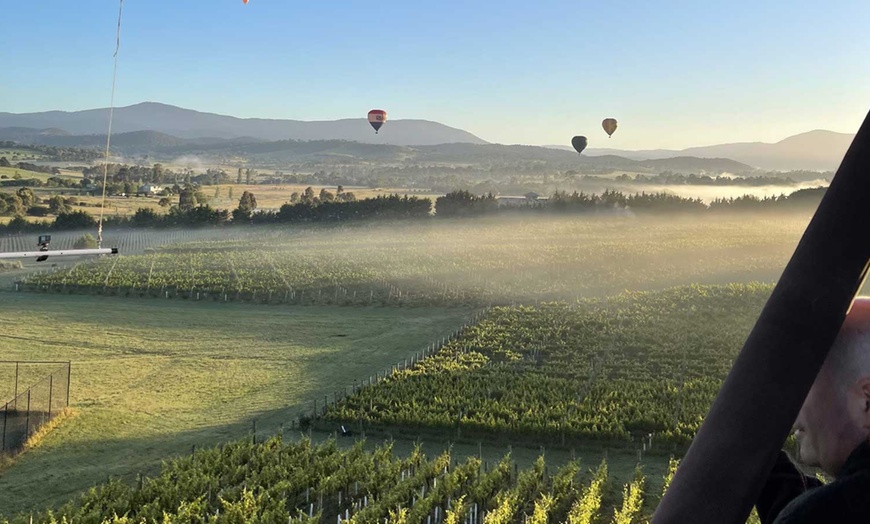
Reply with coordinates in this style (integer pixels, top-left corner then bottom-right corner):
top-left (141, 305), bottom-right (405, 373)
top-left (1, 1), bottom-right (868, 149)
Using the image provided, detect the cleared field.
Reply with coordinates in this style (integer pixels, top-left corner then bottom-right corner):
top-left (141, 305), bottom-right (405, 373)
top-left (190, 183), bottom-right (441, 212)
top-left (2, 183), bottom-right (439, 220)
top-left (61, 194), bottom-right (164, 218)
top-left (0, 167), bottom-right (54, 182)
top-left (0, 293), bottom-right (472, 515)
top-left (0, 216), bottom-right (50, 226)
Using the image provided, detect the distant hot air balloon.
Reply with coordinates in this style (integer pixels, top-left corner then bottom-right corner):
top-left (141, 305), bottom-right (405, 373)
top-left (571, 136), bottom-right (588, 155)
top-left (368, 109), bottom-right (387, 134)
top-left (602, 118), bottom-right (618, 138)
top-left (242, 0), bottom-right (249, 4)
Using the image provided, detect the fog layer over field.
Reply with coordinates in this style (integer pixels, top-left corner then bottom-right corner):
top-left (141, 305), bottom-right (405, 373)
top-left (16, 212), bottom-right (835, 304)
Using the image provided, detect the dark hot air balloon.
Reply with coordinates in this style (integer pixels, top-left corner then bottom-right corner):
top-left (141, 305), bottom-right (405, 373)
top-left (602, 118), bottom-right (618, 137)
top-left (571, 136), bottom-right (588, 155)
top-left (368, 110), bottom-right (387, 134)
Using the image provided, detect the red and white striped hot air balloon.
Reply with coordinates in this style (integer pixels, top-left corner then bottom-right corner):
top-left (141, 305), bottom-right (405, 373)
top-left (368, 109), bottom-right (387, 134)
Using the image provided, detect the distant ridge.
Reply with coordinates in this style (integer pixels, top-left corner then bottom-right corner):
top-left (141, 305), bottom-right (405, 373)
top-left (0, 127), bottom-right (755, 175)
top-left (548, 129), bottom-right (854, 171)
top-left (0, 102), bottom-right (488, 146)
top-left (0, 102), bottom-right (852, 171)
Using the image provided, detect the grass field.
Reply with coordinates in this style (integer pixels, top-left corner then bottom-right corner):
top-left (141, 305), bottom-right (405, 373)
top-left (188, 183), bottom-right (441, 212)
top-left (2, 182), bottom-right (439, 221)
top-left (64, 194), bottom-right (164, 218)
top-left (0, 293), bottom-right (473, 515)
top-left (0, 167), bottom-right (55, 182)
top-left (0, 216), bottom-right (49, 226)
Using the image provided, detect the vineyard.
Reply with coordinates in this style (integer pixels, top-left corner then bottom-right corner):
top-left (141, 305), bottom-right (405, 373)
top-left (0, 216), bottom-right (809, 521)
top-left (0, 436), bottom-right (673, 524)
top-left (0, 435), bottom-right (770, 524)
top-left (0, 228), bottom-right (229, 258)
top-left (319, 284), bottom-right (770, 448)
top-left (16, 214), bottom-right (811, 305)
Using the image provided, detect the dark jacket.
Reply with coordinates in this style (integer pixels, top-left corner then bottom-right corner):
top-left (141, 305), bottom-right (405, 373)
top-left (756, 441), bottom-right (870, 523)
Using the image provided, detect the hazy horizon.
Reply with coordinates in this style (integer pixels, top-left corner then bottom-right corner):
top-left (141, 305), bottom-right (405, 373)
top-left (0, 101), bottom-right (858, 151)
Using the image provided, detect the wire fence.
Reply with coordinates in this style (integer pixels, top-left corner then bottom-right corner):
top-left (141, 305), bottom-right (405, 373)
top-left (1, 361), bottom-right (70, 455)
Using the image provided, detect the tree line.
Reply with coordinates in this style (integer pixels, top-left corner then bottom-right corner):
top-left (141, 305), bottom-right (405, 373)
top-left (0, 143), bottom-right (102, 162)
top-left (604, 172), bottom-right (804, 186)
top-left (0, 187), bottom-right (827, 235)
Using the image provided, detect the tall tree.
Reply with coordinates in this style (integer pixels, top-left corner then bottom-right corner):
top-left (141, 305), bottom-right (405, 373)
top-left (16, 187), bottom-right (35, 208)
top-left (178, 186), bottom-right (197, 211)
top-left (319, 188), bottom-right (335, 203)
top-left (48, 195), bottom-right (69, 214)
top-left (233, 191), bottom-right (258, 222)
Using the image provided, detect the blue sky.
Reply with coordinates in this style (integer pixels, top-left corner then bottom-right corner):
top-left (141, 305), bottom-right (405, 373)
top-left (1, 1), bottom-right (868, 149)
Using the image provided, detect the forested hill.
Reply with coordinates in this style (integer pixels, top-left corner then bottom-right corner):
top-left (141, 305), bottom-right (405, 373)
top-left (0, 129), bottom-right (754, 175)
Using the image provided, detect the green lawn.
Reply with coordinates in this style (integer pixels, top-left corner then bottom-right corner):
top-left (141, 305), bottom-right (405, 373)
top-left (0, 166), bottom-right (53, 182)
top-left (0, 293), bottom-right (473, 515)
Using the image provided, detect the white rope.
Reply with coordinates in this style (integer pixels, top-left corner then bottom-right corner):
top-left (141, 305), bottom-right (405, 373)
top-left (97, 0), bottom-right (124, 248)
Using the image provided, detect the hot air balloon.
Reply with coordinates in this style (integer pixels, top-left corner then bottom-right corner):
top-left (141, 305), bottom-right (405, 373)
top-left (602, 118), bottom-right (618, 138)
top-left (571, 136), bottom-right (588, 155)
top-left (242, 0), bottom-right (249, 3)
top-left (368, 109), bottom-right (387, 134)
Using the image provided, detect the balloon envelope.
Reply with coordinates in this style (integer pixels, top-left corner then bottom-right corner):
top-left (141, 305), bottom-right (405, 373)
top-left (602, 118), bottom-right (618, 137)
top-left (368, 109), bottom-right (387, 133)
top-left (571, 136), bottom-right (588, 155)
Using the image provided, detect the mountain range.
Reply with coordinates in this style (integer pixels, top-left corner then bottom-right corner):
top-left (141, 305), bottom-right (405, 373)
top-left (548, 130), bottom-right (852, 171)
top-left (0, 102), bottom-right (486, 146)
top-left (0, 103), bottom-right (854, 171)
top-left (0, 128), bottom-right (753, 174)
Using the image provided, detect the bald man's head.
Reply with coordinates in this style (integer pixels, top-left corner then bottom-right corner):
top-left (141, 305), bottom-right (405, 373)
top-left (794, 297), bottom-right (870, 475)
top-left (824, 299), bottom-right (870, 386)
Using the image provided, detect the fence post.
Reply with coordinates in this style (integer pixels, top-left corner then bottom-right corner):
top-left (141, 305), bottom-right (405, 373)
top-left (48, 374), bottom-right (53, 419)
top-left (14, 362), bottom-right (19, 407)
top-left (1, 402), bottom-right (7, 452)
top-left (25, 389), bottom-right (31, 440)
top-left (67, 362), bottom-right (71, 407)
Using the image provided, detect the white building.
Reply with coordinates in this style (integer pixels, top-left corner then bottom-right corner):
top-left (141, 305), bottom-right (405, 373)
top-left (137, 184), bottom-right (164, 196)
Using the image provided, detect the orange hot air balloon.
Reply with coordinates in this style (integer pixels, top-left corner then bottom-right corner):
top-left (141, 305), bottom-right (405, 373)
top-left (368, 109), bottom-right (388, 134)
top-left (602, 118), bottom-right (618, 138)
top-left (242, 0), bottom-right (249, 4)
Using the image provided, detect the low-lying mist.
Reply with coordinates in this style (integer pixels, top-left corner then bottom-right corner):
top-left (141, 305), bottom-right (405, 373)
top-left (572, 180), bottom-right (829, 204)
top-left (628, 180), bottom-right (829, 204)
top-left (24, 212), bottom-right (846, 306)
